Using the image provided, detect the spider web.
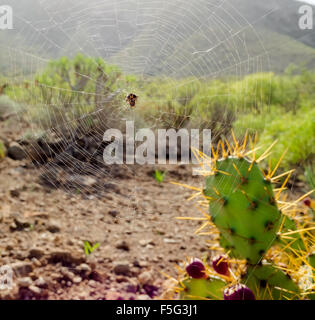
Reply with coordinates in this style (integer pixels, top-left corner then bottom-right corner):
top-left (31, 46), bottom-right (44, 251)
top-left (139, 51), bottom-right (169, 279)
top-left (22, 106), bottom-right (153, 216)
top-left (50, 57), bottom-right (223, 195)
top-left (1, 0), bottom-right (304, 292)
top-left (2, 0), bottom-right (274, 242)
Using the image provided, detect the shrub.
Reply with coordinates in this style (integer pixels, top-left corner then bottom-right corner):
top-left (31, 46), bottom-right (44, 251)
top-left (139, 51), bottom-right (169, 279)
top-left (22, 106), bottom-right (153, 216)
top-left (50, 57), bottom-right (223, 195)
top-left (0, 95), bottom-right (19, 117)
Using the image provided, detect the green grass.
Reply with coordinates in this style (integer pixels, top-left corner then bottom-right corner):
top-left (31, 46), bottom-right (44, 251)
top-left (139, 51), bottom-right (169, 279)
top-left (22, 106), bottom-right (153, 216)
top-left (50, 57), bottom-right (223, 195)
top-left (305, 166), bottom-right (315, 191)
top-left (154, 170), bottom-right (166, 184)
top-left (83, 241), bottom-right (100, 256)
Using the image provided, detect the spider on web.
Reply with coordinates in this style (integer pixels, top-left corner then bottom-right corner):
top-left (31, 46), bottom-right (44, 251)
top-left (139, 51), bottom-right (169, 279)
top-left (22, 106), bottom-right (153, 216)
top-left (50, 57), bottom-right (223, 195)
top-left (126, 93), bottom-right (138, 108)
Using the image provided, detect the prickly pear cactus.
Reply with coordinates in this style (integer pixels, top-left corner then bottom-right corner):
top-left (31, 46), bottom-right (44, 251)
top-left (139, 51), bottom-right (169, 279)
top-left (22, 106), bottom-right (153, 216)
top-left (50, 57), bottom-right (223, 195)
top-left (204, 157), bottom-right (281, 264)
top-left (180, 278), bottom-right (226, 300)
top-left (169, 133), bottom-right (314, 300)
top-left (280, 216), bottom-right (306, 252)
top-left (243, 263), bottom-right (300, 300)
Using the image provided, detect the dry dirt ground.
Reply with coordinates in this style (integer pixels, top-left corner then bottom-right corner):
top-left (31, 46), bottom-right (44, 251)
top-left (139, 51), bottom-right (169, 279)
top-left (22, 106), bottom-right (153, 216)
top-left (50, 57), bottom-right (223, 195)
top-left (0, 121), bottom-right (209, 300)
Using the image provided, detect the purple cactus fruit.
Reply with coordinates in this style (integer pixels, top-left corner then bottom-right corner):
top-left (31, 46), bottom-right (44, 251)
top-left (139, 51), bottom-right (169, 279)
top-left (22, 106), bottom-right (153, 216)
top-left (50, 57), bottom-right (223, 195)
top-left (212, 256), bottom-right (229, 276)
top-left (224, 284), bottom-right (256, 300)
top-left (304, 198), bottom-right (311, 207)
top-left (186, 258), bottom-right (206, 279)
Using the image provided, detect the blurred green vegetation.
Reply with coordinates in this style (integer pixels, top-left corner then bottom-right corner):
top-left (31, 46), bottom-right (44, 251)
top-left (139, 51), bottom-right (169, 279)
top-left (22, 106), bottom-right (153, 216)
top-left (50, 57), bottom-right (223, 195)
top-left (1, 54), bottom-right (314, 173)
top-left (305, 165), bottom-right (315, 192)
top-left (0, 140), bottom-right (5, 159)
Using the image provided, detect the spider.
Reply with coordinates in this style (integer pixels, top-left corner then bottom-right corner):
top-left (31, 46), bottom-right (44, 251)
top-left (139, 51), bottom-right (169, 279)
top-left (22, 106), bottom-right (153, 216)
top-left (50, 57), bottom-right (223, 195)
top-left (126, 93), bottom-right (138, 108)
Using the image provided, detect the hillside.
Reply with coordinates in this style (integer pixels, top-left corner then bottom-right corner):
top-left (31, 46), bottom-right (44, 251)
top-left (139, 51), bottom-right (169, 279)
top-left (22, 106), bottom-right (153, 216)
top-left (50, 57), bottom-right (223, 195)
top-left (1, 0), bottom-right (315, 77)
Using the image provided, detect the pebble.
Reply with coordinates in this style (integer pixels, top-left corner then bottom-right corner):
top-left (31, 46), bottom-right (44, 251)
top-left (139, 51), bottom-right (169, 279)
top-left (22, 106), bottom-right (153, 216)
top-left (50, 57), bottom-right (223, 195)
top-left (10, 217), bottom-right (31, 231)
top-left (11, 261), bottom-right (33, 277)
top-left (34, 277), bottom-right (47, 287)
top-left (116, 241), bottom-right (130, 251)
top-left (138, 260), bottom-right (149, 268)
top-left (108, 210), bottom-right (119, 218)
top-left (18, 277), bottom-right (33, 287)
top-left (49, 250), bottom-right (86, 265)
top-left (139, 239), bottom-right (155, 247)
top-left (10, 189), bottom-right (20, 198)
top-left (76, 263), bottom-right (91, 273)
top-left (31, 257), bottom-right (42, 267)
top-left (163, 238), bottom-right (178, 244)
top-left (29, 247), bottom-right (45, 259)
top-left (73, 276), bottom-right (82, 284)
top-left (7, 142), bottom-right (26, 160)
top-left (138, 271), bottom-right (154, 285)
top-left (29, 285), bottom-right (41, 295)
top-left (88, 280), bottom-right (97, 288)
top-left (47, 220), bottom-right (61, 233)
top-left (113, 263), bottom-right (130, 276)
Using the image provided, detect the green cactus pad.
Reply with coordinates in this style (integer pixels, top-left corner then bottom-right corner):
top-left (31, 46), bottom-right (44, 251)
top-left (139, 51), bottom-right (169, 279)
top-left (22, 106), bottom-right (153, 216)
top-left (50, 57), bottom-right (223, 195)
top-left (180, 278), bottom-right (226, 300)
top-left (279, 216), bottom-right (306, 252)
top-left (204, 157), bottom-right (282, 264)
top-left (244, 263), bottom-right (300, 300)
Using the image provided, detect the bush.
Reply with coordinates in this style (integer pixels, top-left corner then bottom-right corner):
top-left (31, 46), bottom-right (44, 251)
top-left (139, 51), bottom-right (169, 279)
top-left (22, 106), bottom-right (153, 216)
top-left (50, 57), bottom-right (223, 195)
top-left (0, 95), bottom-right (19, 117)
top-left (238, 104), bottom-right (315, 170)
top-left (7, 54), bottom-right (131, 134)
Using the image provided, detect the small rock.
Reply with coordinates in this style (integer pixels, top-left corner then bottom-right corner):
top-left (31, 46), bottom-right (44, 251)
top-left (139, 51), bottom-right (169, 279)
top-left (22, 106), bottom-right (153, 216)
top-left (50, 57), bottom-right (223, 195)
top-left (61, 268), bottom-right (76, 281)
top-left (76, 263), bottom-right (91, 273)
top-left (34, 277), bottom-right (47, 288)
top-left (49, 250), bottom-right (85, 265)
top-left (11, 261), bottom-right (33, 277)
top-left (133, 260), bottom-right (140, 267)
top-left (18, 277), bottom-right (33, 287)
top-left (5, 243), bottom-right (14, 251)
top-left (8, 142), bottom-right (26, 160)
top-left (73, 276), bottom-right (82, 284)
top-left (113, 263), bottom-right (130, 276)
top-left (29, 247), bottom-right (45, 259)
top-left (10, 189), bottom-right (20, 198)
top-left (46, 220), bottom-right (61, 233)
top-left (108, 210), bottom-right (119, 218)
top-left (116, 241), bottom-right (130, 251)
top-left (139, 239), bottom-right (154, 247)
top-left (29, 285), bottom-right (41, 295)
top-left (10, 217), bottom-right (31, 231)
top-left (138, 271), bottom-right (154, 285)
top-left (88, 280), bottom-right (97, 288)
top-left (138, 260), bottom-right (149, 268)
top-left (31, 258), bottom-right (42, 267)
top-left (163, 238), bottom-right (178, 244)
